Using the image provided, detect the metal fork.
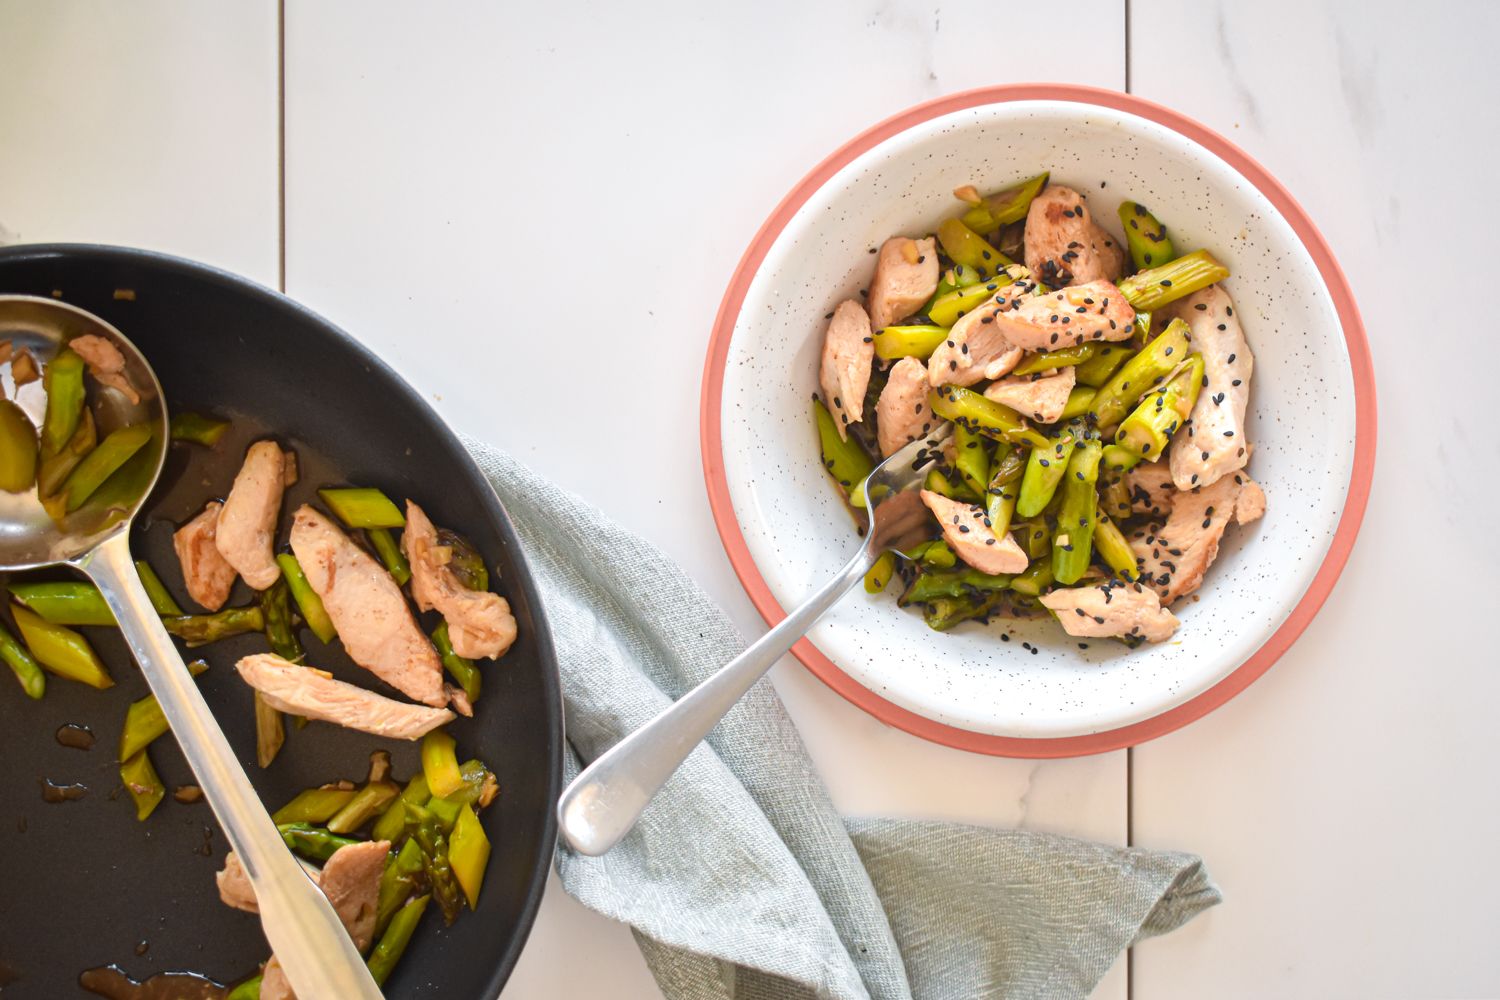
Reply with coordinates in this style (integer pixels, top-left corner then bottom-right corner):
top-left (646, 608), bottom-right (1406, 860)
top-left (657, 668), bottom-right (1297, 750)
top-left (557, 428), bottom-right (949, 856)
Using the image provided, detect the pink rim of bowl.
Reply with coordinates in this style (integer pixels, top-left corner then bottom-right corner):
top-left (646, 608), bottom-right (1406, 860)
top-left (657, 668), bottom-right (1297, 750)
top-left (699, 83), bottom-right (1377, 758)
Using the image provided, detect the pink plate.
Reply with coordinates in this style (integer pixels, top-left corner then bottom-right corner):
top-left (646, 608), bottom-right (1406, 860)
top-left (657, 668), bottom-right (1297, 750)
top-left (700, 83), bottom-right (1375, 757)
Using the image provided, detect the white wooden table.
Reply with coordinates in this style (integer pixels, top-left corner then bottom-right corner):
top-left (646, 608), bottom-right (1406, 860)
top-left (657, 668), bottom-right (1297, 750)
top-left (4, 2), bottom-right (1497, 997)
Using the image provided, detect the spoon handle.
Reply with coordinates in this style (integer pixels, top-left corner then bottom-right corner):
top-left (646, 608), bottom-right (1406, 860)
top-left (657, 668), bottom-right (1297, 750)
top-left (557, 539), bottom-right (878, 856)
top-left (80, 531), bottom-right (384, 1000)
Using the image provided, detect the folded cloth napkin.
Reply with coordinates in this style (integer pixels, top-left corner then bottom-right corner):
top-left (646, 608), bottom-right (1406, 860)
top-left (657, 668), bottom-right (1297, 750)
top-left (466, 439), bottom-right (1220, 1000)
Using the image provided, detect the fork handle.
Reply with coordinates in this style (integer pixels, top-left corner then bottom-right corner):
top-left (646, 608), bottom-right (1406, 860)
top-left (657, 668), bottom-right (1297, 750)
top-left (557, 539), bottom-right (879, 856)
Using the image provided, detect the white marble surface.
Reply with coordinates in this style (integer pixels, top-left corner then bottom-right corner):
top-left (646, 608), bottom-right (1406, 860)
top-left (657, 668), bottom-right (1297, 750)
top-left (2, 1), bottom-right (1495, 997)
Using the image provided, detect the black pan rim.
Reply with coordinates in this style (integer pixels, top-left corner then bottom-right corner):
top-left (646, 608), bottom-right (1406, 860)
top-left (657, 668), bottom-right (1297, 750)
top-left (0, 241), bottom-right (564, 999)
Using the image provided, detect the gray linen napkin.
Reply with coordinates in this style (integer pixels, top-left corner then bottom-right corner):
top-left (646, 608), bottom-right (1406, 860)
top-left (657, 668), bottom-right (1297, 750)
top-left (465, 439), bottom-right (1220, 1000)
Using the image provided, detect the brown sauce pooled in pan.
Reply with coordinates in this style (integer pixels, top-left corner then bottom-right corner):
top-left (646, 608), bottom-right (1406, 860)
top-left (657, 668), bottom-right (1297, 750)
top-left (55, 723), bottom-right (96, 750)
top-left (78, 965), bottom-right (229, 1000)
top-left (39, 778), bottom-right (88, 802)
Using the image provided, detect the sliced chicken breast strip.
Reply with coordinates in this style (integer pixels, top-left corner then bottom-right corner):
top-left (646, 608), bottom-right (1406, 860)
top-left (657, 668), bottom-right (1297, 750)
top-left (1023, 185), bottom-right (1126, 287)
top-left (875, 357), bottom-right (935, 457)
top-left (920, 489), bottom-right (1029, 575)
top-left (288, 505), bottom-right (446, 706)
top-left (983, 366), bottom-right (1076, 424)
top-left (1040, 580), bottom-right (1179, 643)
top-left (818, 299), bottom-right (875, 440)
top-left (68, 334), bottom-right (141, 404)
top-left (173, 501), bottom-right (237, 611)
top-left (867, 236), bottom-right (939, 331)
top-left (215, 440), bottom-right (287, 590)
top-left (403, 501), bottom-right (517, 660)
top-left (1131, 472), bottom-right (1264, 604)
top-left (926, 294), bottom-right (1024, 387)
top-left (1165, 285), bottom-right (1254, 491)
top-left (989, 279), bottom-right (1135, 351)
top-left (258, 840), bottom-right (390, 1000)
top-left (236, 654), bottom-right (455, 739)
top-left (1125, 461), bottom-right (1177, 519)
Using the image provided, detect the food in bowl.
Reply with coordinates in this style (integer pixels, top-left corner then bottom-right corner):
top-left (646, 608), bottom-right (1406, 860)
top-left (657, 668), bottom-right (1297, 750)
top-left (0, 334), bottom-right (517, 994)
top-left (813, 173), bottom-right (1265, 645)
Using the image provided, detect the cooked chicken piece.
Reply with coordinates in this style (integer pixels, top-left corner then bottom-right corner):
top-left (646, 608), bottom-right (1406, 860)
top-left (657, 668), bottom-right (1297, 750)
top-left (926, 296), bottom-right (1023, 387)
top-left (173, 501), bottom-right (237, 611)
top-left (920, 489), bottom-right (1029, 575)
top-left (1165, 286), bottom-right (1254, 491)
top-left (875, 357), bottom-right (935, 457)
top-left (215, 852), bottom-right (260, 914)
top-left (983, 366), bottom-right (1076, 423)
top-left (1023, 185), bottom-right (1126, 287)
top-left (867, 236), bottom-right (939, 331)
top-left (289, 506), bottom-right (446, 706)
top-left (1131, 473), bottom-right (1263, 604)
top-left (989, 280), bottom-right (1135, 352)
top-left (215, 441), bottom-right (287, 590)
top-left (1040, 580), bottom-right (1179, 643)
top-left (69, 334), bottom-right (142, 404)
top-left (446, 683), bottom-right (474, 718)
top-left (404, 501), bottom-right (516, 660)
top-left (1125, 461), bottom-right (1177, 519)
top-left (236, 654), bottom-right (454, 738)
top-left (819, 300), bottom-right (875, 440)
top-left (257, 840), bottom-right (390, 1000)
top-left (1234, 478), bottom-right (1266, 524)
top-left (10, 349), bottom-right (38, 387)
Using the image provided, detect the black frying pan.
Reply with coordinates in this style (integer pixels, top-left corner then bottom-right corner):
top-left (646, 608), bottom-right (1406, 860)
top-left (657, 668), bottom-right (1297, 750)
top-left (0, 245), bottom-right (563, 998)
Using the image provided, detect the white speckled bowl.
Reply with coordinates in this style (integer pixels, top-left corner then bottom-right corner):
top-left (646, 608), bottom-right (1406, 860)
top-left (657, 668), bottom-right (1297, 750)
top-left (701, 85), bottom-right (1375, 756)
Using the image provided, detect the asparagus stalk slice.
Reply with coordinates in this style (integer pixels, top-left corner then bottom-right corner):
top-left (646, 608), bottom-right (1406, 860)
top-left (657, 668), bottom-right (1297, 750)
top-left (327, 780), bottom-right (400, 835)
top-left (1052, 439), bottom-right (1104, 585)
top-left (922, 467), bottom-right (979, 503)
top-left (1010, 559), bottom-right (1055, 597)
top-left (1014, 514), bottom-right (1053, 561)
top-left (903, 539), bottom-right (957, 570)
top-left (276, 553), bottom-right (336, 643)
top-left (318, 487), bottom-right (406, 529)
top-left (443, 759), bottom-right (499, 809)
top-left (1114, 355), bottom-right (1204, 462)
top-left (871, 325), bottom-right (948, 361)
top-left (120, 749), bottom-right (166, 821)
top-left (0, 617), bottom-right (44, 699)
top-left (11, 604), bottom-right (112, 688)
top-left (367, 894), bottom-right (431, 986)
top-left (225, 974), bottom-right (263, 1000)
top-left (375, 838), bottom-right (425, 937)
top-left (40, 348), bottom-right (86, 455)
top-left (433, 621), bottom-right (481, 703)
top-left (1101, 444), bottom-right (1143, 473)
top-left (899, 568), bottom-right (1014, 605)
top-left (1074, 343), bottom-right (1134, 388)
top-left (368, 528), bottom-right (411, 586)
top-left (959, 172), bottom-right (1050, 232)
top-left (118, 659), bottom-right (210, 761)
top-left (0, 401), bottom-right (38, 493)
top-left (253, 692), bottom-right (285, 769)
top-left (168, 411), bottom-right (231, 446)
top-left (923, 592), bottom-right (1005, 632)
top-left (1088, 318), bottom-right (1192, 430)
top-left (272, 787), bottom-right (358, 826)
top-left (984, 444), bottom-right (1025, 539)
top-left (161, 606), bottom-right (265, 646)
top-left (952, 424), bottom-right (991, 496)
top-left (372, 774), bottom-right (431, 846)
top-left (1118, 249), bottom-right (1229, 312)
top-left (927, 278), bottom-right (1008, 327)
top-left (1098, 469), bottom-right (1134, 522)
top-left (1117, 201), bottom-right (1176, 271)
top-left (37, 407), bottom-right (96, 497)
top-left (9, 582), bottom-right (117, 626)
top-left (1094, 514), bottom-right (1140, 581)
top-left (813, 398), bottom-right (875, 506)
top-left (1059, 387), bottom-right (1097, 422)
top-left (1011, 343), bottom-right (1097, 376)
top-left (863, 551), bottom-right (897, 594)
top-left (936, 219), bottom-right (1013, 279)
top-left (449, 804), bottom-right (491, 910)
top-left (434, 527), bottom-right (488, 592)
top-left (421, 730), bottom-right (464, 799)
top-left (60, 423), bottom-right (152, 512)
top-left (405, 801), bottom-right (462, 925)
top-left (277, 822), bottom-right (359, 862)
top-left (928, 386), bottom-right (1050, 449)
top-left (135, 560), bottom-right (184, 615)
top-left (1016, 429), bottom-right (1077, 519)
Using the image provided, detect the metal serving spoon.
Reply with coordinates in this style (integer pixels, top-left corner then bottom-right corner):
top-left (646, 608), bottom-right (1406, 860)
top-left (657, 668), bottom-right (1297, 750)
top-left (558, 426), bottom-right (948, 856)
top-left (0, 296), bottom-right (384, 1000)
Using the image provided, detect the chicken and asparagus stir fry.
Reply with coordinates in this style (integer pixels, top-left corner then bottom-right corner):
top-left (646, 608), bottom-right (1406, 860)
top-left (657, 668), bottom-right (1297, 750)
top-left (0, 340), bottom-right (518, 996)
top-left (814, 174), bottom-right (1264, 645)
